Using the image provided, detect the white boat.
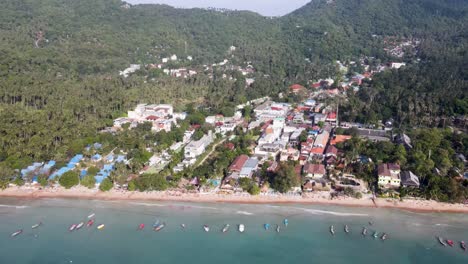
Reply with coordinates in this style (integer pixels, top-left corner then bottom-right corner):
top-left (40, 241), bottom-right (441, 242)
top-left (203, 225), bottom-right (210, 232)
top-left (69, 224), bottom-right (77, 232)
top-left (438, 237), bottom-right (447, 246)
top-left (32, 222), bottom-right (42, 229)
top-left (330, 225), bottom-right (335, 236)
top-left (154, 222), bottom-right (166, 232)
top-left (283, 219), bottom-right (288, 227)
top-left (97, 224), bottom-right (105, 230)
top-left (88, 213), bottom-right (95, 219)
top-left (76, 222), bottom-right (84, 230)
top-left (362, 227), bottom-right (368, 236)
top-left (238, 224), bottom-right (245, 233)
top-left (222, 224), bottom-right (230, 233)
top-left (180, 224), bottom-right (186, 229)
top-left (373, 232), bottom-right (379, 238)
top-left (344, 225), bottom-right (349, 233)
top-left (276, 225), bottom-right (280, 233)
top-left (11, 229), bottom-right (23, 238)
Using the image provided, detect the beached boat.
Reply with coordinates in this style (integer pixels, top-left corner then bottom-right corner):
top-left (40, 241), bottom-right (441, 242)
top-left (203, 225), bottom-right (210, 232)
top-left (276, 225), bottom-right (280, 233)
top-left (10, 229), bottom-right (23, 238)
top-left (76, 222), bottom-right (84, 230)
top-left (69, 224), bottom-right (77, 232)
top-left (222, 224), bottom-right (230, 233)
top-left (238, 224), bottom-right (245, 233)
top-left (344, 225), bottom-right (349, 233)
top-left (438, 237), bottom-right (447, 246)
top-left (88, 213), bottom-right (95, 219)
top-left (97, 224), bottom-right (105, 230)
top-left (138, 224), bottom-right (145, 230)
top-left (381, 233), bottom-right (388, 241)
top-left (373, 232), bottom-right (379, 239)
top-left (362, 227), bottom-right (368, 236)
top-left (32, 222), bottom-right (42, 229)
top-left (264, 224), bottom-right (270, 230)
top-left (447, 240), bottom-right (454, 247)
top-left (461, 241), bottom-right (466, 251)
top-left (87, 219), bottom-right (94, 227)
top-left (284, 219), bottom-right (288, 227)
top-left (154, 223), bottom-right (166, 232)
top-left (330, 225), bottom-right (335, 236)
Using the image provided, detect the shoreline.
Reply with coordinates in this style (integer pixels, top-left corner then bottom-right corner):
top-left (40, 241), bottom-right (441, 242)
top-left (1, 187), bottom-right (468, 214)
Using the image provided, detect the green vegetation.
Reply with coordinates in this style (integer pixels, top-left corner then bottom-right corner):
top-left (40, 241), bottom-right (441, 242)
top-left (337, 128), bottom-right (468, 203)
top-left (58, 171), bottom-right (80, 189)
top-left (0, 0), bottom-right (465, 172)
top-left (270, 163), bottom-right (300, 194)
top-left (239, 178), bottom-right (260, 195)
top-left (99, 178), bottom-right (114, 192)
top-left (81, 175), bottom-right (97, 189)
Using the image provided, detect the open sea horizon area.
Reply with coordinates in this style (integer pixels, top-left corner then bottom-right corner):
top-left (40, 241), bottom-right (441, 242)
top-left (1, 197), bottom-right (467, 264)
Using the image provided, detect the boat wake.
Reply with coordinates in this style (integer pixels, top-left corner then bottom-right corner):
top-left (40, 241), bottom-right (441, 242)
top-left (236, 211), bottom-right (254, 216)
top-left (128, 202), bottom-right (166, 207)
top-left (291, 207), bottom-right (368, 217)
top-left (0, 204), bottom-right (29, 209)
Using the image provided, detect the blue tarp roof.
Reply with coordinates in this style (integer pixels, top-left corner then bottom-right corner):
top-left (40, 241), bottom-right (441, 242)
top-left (69, 154), bottom-right (83, 165)
top-left (49, 167), bottom-right (71, 180)
top-left (91, 154), bottom-right (102, 160)
top-left (115, 155), bottom-right (126, 163)
top-left (95, 176), bottom-right (106, 184)
top-left (80, 169), bottom-right (87, 178)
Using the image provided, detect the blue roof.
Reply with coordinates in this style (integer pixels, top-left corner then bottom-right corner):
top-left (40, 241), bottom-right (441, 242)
top-left (95, 176), bottom-right (106, 184)
top-left (92, 154), bottom-right (102, 161)
top-left (106, 155), bottom-right (114, 162)
top-left (80, 169), bottom-right (88, 178)
top-left (115, 155), bottom-right (126, 163)
top-left (49, 167), bottom-right (71, 180)
top-left (32, 176), bottom-right (38, 183)
top-left (69, 154), bottom-right (83, 165)
top-left (93, 143), bottom-right (103, 149)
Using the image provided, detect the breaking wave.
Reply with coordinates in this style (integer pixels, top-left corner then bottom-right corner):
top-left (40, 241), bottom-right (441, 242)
top-left (0, 204), bottom-right (29, 209)
top-left (291, 207), bottom-right (368, 217)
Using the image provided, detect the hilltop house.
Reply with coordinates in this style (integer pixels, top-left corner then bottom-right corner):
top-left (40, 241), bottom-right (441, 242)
top-left (377, 163), bottom-right (401, 188)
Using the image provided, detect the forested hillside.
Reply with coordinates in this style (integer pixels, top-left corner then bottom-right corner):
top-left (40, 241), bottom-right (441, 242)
top-left (0, 0), bottom-right (466, 169)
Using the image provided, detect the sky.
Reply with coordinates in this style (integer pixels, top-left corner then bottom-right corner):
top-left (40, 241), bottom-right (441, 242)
top-left (126, 0), bottom-right (311, 16)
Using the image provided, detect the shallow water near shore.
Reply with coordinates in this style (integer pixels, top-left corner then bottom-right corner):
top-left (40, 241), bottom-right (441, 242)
top-left (0, 198), bottom-right (467, 264)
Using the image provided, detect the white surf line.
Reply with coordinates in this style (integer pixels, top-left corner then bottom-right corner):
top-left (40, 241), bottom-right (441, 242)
top-left (291, 207), bottom-right (369, 217)
top-left (0, 204), bottom-right (29, 209)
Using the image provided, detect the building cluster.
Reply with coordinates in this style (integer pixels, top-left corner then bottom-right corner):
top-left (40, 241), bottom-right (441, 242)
top-left (113, 104), bottom-right (186, 132)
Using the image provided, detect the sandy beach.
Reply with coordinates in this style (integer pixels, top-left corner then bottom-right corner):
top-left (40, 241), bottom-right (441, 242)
top-left (1, 186), bottom-right (467, 214)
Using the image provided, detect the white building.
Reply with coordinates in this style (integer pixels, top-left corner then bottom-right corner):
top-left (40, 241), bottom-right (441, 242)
top-left (184, 131), bottom-right (214, 159)
top-left (170, 54), bottom-right (178, 61)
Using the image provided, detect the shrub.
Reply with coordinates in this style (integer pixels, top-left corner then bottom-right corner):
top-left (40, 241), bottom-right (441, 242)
top-left (59, 171), bottom-right (80, 189)
top-left (99, 178), bottom-right (113, 192)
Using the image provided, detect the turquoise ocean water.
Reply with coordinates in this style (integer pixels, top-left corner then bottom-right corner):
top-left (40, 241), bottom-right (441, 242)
top-left (0, 198), bottom-right (467, 264)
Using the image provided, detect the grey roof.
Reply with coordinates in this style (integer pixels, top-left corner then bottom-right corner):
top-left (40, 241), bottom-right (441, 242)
top-left (400, 171), bottom-right (420, 187)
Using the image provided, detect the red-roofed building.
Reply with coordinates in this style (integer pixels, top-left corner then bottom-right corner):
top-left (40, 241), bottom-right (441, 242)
top-left (311, 82), bottom-right (321, 89)
top-left (303, 163), bottom-right (326, 179)
top-left (146, 115), bottom-right (159, 121)
top-left (290, 84), bottom-right (305, 94)
top-left (229, 155), bottom-right (249, 173)
top-left (224, 142), bottom-right (235, 150)
top-left (326, 112), bottom-right (337, 122)
top-left (325, 145), bottom-right (338, 157)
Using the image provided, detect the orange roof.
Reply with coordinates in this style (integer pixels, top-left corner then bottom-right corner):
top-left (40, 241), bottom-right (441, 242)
top-left (310, 147), bottom-right (325, 154)
top-left (330, 135), bottom-right (352, 145)
top-left (290, 84), bottom-right (305, 91)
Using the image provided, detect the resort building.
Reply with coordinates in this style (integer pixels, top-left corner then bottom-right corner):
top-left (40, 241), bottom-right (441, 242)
top-left (303, 163), bottom-right (326, 179)
top-left (239, 158), bottom-right (259, 178)
top-left (184, 131), bottom-right (214, 159)
top-left (377, 163), bottom-right (401, 188)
